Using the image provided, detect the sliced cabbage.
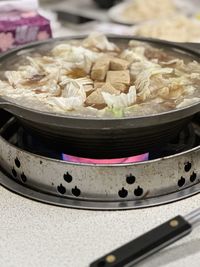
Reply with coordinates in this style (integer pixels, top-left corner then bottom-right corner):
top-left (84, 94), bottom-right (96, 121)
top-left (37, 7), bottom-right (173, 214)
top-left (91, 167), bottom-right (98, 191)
top-left (102, 86), bottom-right (136, 108)
top-left (0, 80), bottom-right (14, 92)
top-left (51, 44), bottom-right (100, 74)
top-left (46, 80), bottom-right (61, 96)
top-left (52, 44), bottom-right (99, 61)
top-left (160, 59), bottom-right (184, 66)
top-left (61, 78), bottom-right (86, 101)
top-left (75, 55), bottom-right (92, 74)
top-left (5, 71), bottom-right (25, 87)
top-left (82, 32), bottom-right (119, 52)
top-left (130, 60), bottom-right (160, 79)
top-left (176, 98), bottom-right (200, 108)
top-left (46, 96), bottom-right (84, 112)
top-left (180, 61), bottom-right (200, 74)
top-left (60, 77), bottom-right (93, 86)
top-left (46, 78), bottom-right (87, 111)
top-left (26, 56), bottom-right (45, 73)
top-left (136, 67), bottom-right (173, 100)
top-left (120, 47), bottom-right (146, 63)
top-left (0, 88), bottom-right (36, 98)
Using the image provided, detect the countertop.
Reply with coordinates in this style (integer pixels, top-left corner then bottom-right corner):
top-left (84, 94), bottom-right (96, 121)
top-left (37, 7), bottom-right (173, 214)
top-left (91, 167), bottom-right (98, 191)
top-left (0, 186), bottom-right (200, 267)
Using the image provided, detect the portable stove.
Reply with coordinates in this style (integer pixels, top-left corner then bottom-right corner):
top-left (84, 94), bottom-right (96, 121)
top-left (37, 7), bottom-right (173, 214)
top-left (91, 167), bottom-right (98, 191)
top-left (0, 110), bottom-right (199, 210)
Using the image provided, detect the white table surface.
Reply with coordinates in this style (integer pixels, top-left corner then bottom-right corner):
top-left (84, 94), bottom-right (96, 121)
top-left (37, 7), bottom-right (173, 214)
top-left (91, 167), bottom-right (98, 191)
top-left (0, 185), bottom-right (200, 267)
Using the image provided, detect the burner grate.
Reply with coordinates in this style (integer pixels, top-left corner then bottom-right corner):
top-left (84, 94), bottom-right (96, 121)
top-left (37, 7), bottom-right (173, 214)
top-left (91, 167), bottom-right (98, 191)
top-left (3, 118), bottom-right (197, 161)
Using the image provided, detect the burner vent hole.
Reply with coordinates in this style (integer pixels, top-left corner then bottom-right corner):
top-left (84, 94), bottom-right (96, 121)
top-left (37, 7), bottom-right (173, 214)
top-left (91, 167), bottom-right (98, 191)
top-left (184, 162), bottom-right (192, 172)
top-left (72, 186), bottom-right (81, 197)
top-left (134, 186), bottom-right (143, 197)
top-left (190, 172), bottom-right (197, 183)
top-left (57, 184), bottom-right (66, 194)
top-left (64, 172), bottom-right (73, 183)
top-left (12, 168), bottom-right (17, 178)
top-left (118, 187), bottom-right (128, 198)
top-left (21, 173), bottom-right (27, 183)
top-left (97, 261), bottom-right (106, 267)
top-left (15, 158), bottom-right (21, 168)
top-left (126, 174), bottom-right (136, 184)
top-left (178, 177), bottom-right (186, 187)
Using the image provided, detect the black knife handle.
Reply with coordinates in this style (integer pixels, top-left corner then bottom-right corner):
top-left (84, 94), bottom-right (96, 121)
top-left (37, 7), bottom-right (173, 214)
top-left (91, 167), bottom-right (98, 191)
top-left (90, 216), bottom-right (192, 267)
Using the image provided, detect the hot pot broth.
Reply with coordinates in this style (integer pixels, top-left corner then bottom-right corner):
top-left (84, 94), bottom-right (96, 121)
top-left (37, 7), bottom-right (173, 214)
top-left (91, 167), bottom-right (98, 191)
top-left (0, 33), bottom-right (200, 118)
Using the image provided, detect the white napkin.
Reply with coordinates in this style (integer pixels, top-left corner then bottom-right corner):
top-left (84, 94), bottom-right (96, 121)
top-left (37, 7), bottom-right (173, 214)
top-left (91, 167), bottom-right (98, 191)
top-left (0, 0), bottom-right (39, 12)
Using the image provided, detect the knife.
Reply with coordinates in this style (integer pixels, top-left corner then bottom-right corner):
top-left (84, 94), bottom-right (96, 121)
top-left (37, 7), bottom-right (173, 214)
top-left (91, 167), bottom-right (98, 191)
top-left (90, 207), bottom-right (200, 267)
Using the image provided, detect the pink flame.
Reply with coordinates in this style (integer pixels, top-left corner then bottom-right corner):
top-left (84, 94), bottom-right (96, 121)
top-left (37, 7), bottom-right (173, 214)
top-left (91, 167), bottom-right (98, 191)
top-left (62, 153), bottom-right (149, 164)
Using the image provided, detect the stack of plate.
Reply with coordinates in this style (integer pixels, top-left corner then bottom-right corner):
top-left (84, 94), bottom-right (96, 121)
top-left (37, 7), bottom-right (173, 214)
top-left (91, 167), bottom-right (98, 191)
top-left (108, 0), bottom-right (200, 42)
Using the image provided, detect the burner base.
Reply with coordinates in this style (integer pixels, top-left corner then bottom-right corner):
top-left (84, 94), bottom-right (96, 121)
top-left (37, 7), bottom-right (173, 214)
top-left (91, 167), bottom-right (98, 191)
top-left (1, 169), bottom-right (199, 210)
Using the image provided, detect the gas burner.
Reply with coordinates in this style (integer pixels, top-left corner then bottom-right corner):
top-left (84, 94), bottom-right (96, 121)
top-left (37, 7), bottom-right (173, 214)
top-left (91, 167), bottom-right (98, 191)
top-left (0, 110), bottom-right (200, 210)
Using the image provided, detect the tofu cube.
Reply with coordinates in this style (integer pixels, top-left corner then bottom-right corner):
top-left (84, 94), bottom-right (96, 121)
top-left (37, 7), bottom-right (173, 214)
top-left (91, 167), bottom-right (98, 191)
top-left (111, 83), bottom-right (127, 92)
top-left (91, 58), bottom-right (110, 81)
top-left (86, 83), bottom-right (119, 106)
top-left (83, 84), bottom-right (94, 95)
top-left (106, 70), bottom-right (130, 85)
top-left (86, 91), bottom-right (105, 106)
top-left (110, 58), bottom-right (129, 70)
top-left (98, 83), bottom-right (120, 95)
top-left (94, 82), bottom-right (105, 89)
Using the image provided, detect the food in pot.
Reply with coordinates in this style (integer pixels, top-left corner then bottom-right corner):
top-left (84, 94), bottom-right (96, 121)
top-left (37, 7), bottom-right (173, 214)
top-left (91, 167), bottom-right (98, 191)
top-left (134, 15), bottom-right (200, 42)
top-left (0, 33), bottom-right (200, 117)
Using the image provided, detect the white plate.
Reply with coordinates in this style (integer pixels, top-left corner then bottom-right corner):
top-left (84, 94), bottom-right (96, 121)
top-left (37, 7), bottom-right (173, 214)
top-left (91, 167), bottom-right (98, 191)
top-left (108, 0), bottom-right (198, 25)
top-left (108, 1), bottom-right (137, 25)
top-left (130, 16), bottom-right (200, 43)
